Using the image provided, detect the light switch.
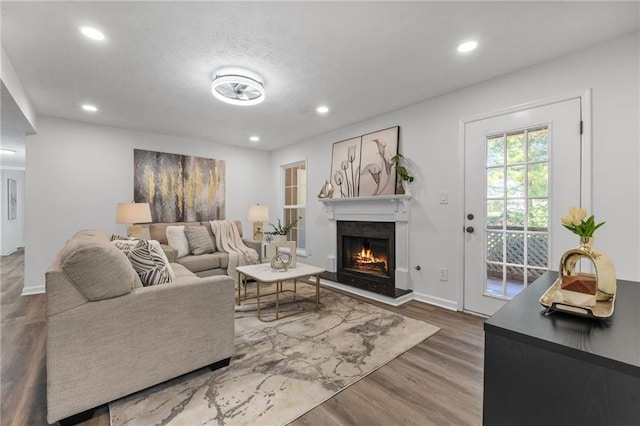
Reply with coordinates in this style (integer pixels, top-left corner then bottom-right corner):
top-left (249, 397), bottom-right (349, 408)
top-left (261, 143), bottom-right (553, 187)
top-left (440, 191), bottom-right (448, 204)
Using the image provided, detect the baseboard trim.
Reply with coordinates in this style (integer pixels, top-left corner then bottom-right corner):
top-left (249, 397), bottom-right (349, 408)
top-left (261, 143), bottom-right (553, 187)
top-left (412, 292), bottom-right (459, 311)
top-left (22, 285), bottom-right (45, 296)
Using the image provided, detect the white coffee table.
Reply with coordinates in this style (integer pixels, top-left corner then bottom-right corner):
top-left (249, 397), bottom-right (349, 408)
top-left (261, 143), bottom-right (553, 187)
top-left (236, 262), bottom-right (325, 322)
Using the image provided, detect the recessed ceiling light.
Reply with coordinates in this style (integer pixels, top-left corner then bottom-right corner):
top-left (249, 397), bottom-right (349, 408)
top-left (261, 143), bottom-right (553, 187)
top-left (457, 40), bottom-right (478, 53)
top-left (211, 71), bottom-right (265, 106)
top-left (82, 104), bottom-right (98, 112)
top-left (249, 136), bottom-right (260, 142)
top-left (0, 149), bottom-right (16, 155)
top-left (316, 106), bottom-right (330, 114)
top-left (80, 26), bottom-right (105, 41)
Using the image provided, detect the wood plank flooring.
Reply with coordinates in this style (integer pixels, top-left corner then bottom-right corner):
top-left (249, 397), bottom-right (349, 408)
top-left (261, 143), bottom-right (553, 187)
top-left (1, 250), bottom-right (485, 425)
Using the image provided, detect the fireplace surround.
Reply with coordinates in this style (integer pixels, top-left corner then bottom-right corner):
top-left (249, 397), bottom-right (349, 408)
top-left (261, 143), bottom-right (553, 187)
top-left (320, 194), bottom-right (412, 300)
top-left (337, 221), bottom-right (395, 296)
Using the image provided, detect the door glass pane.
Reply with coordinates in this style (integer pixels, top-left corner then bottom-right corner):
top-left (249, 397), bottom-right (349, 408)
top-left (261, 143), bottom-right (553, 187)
top-left (487, 168), bottom-right (504, 197)
top-left (487, 136), bottom-right (504, 166)
top-left (528, 127), bottom-right (548, 161)
top-left (506, 132), bottom-right (525, 163)
top-left (486, 200), bottom-right (504, 228)
top-left (484, 125), bottom-right (550, 299)
top-left (506, 165), bottom-right (525, 197)
top-left (528, 199), bottom-right (548, 229)
top-left (528, 163), bottom-right (548, 197)
top-left (506, 199), bottom-right (525, 228)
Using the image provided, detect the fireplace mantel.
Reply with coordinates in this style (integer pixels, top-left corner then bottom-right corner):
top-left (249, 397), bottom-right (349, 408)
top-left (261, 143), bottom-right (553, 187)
top-left (318, 194), bottom-right (413, 297)
top-left (319, 194), bottom-right (412, 222)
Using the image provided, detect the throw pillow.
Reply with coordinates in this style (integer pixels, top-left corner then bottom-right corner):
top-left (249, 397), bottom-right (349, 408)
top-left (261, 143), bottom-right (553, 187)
top-left (184, 226), bottom-right (215, 255)
top-left (126, 239), bottom-right (173, 286)
top-left (148, 240), bottom-right (176, 281)
top-left (166, 225), bottom-right (189, 258)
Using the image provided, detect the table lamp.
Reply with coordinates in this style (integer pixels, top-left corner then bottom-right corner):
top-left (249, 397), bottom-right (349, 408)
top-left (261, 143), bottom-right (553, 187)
top-left (116, 202), bottom-right (152, 238)
top-left (247, 204), bottom-right (269, 240)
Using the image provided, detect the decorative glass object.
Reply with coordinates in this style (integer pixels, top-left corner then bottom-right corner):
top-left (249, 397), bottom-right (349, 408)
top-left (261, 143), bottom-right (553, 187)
top-left (558, 236), bottom-right (616, 306)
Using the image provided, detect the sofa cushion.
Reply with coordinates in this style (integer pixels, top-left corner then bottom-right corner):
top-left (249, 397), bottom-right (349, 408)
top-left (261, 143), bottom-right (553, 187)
top-left (126, 240), bottom-right (174, 286)
top-left (178, 252), bottom-right (228, 273)
top-left (61, 241), bottom-right (141, 301)
top-left (149, 222), bottom-right (201, 245)
top-left (184, 226), bottom-right (215, 255)
top-left (166, 226), bottom-right (190, 258)
top-left (112, 238), bottom-right (176, 285)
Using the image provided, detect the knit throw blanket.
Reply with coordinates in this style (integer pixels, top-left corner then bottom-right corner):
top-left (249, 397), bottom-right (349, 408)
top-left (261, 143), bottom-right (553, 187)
top-left (210, 220), bottom-right (259, 284)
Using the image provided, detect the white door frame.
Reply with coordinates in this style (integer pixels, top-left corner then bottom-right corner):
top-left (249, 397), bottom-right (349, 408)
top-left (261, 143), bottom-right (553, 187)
top-left (456, 89), bottom-right (592, 312)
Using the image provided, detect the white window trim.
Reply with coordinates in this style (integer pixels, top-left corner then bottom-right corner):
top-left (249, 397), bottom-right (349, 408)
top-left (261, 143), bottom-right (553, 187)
top-left (279, 159), bottom-right (308, 257)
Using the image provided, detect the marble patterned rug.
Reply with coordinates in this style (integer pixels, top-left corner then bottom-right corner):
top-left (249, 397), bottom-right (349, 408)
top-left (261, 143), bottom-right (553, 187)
top-left (110, 285), bottom-right (439, 426)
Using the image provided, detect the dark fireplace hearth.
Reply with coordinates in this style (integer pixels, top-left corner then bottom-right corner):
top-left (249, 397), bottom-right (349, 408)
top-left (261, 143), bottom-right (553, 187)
top-left (336, 221), bottom-right (397, 297)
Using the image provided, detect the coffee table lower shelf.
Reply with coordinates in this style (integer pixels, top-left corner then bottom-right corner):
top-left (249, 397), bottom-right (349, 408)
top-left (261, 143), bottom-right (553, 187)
top-left (236, 263), bottom-right (325, 322)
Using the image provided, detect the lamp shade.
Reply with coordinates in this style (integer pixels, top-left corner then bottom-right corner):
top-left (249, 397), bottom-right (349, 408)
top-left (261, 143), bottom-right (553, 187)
top-left (247, 204), bottom-right (269, 222)
top-left (116, 203), bottom-right (152, 224)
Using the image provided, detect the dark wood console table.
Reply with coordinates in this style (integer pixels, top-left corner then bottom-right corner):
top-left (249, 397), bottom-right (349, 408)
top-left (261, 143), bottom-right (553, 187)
top-left (483, 271), bottom-right (640, 425)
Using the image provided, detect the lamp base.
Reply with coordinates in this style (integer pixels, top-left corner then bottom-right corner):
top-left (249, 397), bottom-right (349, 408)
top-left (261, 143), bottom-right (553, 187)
top-left (127, 225), bottom-right (150, 239)
top-left (253, 222), bottom-right (263, 241)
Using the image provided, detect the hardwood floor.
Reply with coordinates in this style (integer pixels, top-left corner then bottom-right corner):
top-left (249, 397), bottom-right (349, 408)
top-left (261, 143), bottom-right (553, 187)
top-left (1, 250), bottom-right (485, 425)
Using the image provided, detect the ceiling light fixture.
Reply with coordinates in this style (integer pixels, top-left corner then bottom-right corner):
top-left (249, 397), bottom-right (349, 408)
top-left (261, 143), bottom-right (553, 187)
top-left (316, 106), bottom-right (330, 114)
top-left (0, 149), bottom-right (16, 155)
top-left (82, 104), bottom-right (98, 112)
top-left (457, 40), bottom-right (478, 53)
top-left (211, 71), bottom-right (265, 106)
top-left (249, 136), bottom-right (260, 142)
top-left (80, 26), bottom-right (105, 41)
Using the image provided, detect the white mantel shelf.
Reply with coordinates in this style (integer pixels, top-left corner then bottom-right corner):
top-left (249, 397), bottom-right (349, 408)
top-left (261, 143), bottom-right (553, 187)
top-left (318, 193), bottom-right (413, 292)
top-left (318, 194), bottom-right (413, 220)
top-left (318, 194), bottom-right (413, 203)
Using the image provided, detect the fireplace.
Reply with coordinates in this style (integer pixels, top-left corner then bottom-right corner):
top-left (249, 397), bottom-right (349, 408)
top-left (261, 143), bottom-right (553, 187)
top-left (337, 221), bottom-right (396, 297)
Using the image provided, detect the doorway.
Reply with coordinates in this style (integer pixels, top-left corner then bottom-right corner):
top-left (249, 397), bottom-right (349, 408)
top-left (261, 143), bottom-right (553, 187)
top-left (462, 94), bottom-right (589, 316)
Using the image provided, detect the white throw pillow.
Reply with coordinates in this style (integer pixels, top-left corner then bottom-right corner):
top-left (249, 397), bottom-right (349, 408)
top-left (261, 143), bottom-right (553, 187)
top-left (166, 225), bottom-right (190, 258)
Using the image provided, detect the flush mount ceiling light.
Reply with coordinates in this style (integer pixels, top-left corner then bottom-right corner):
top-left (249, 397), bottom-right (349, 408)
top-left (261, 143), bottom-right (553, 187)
top-left (82, 104), bottom-right (98, 112)
top-left (211, 71), bottom-right (265, 106)
top-left (0, 149), bottom-right (16, 155)
top-left (457, 40), bottom-right (478, 53)
top-left (316, 106), bottom-right (330, 114)
top-left (249, 136), bottom-right (260, 142)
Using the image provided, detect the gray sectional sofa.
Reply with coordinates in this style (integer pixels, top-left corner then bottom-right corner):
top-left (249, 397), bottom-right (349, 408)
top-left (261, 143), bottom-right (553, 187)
top-left (149, 220), bottom-right (262, 277)
top-left (45, 229), bottom-right (235, 424)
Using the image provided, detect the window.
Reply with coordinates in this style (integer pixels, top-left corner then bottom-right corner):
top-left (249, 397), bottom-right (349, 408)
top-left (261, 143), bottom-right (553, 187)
top-left (282, 161), bottom-right (306, 253)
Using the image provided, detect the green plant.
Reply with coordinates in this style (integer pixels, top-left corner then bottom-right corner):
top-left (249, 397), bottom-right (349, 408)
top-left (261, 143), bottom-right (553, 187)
top-left (561, 207), bottom-right (605, 237)
top-left (390, 153), bottom-right (414, 183)
top-left (264, 218), bottom-right (298, 236)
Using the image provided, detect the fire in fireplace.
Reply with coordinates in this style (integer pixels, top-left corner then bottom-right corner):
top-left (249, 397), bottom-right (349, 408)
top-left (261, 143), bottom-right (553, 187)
top-left (337, 221), bottom-right (395, 296)
top-left (345, 238), bottom-right (389, 277)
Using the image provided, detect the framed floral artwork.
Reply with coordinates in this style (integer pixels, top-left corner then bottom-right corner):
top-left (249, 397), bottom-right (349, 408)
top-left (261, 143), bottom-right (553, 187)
top-left (359, 126), bottom-right (399, 196)
top-left (330, 137), bottom-right (362, 198)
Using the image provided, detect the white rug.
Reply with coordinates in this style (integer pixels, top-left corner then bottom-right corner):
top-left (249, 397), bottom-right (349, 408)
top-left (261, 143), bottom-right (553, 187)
top-left (110, 286), bottom-right (439, 425)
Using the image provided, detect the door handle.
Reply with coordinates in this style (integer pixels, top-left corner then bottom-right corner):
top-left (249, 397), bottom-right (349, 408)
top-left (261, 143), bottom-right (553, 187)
top-left (466, 226), bottom-right (474, 234)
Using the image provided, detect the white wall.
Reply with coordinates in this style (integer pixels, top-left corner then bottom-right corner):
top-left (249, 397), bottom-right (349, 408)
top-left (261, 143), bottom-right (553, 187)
top-left (270, 32), bottom-right (640, 309)
top-left (1, 169), bottom-right (25, 255)
top-left (24, 116), bottom-right (272, 294)
top-left (1, 47), bottom-right (36, 132)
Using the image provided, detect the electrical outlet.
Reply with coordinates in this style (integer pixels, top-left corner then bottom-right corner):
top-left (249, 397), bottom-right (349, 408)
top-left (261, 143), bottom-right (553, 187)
top-left (439, 267), bottom-right (448, 281)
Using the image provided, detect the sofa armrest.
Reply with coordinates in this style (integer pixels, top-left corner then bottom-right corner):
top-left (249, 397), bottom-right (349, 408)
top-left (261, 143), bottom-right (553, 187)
top-left (242, 238), bottom-right (262, 262)
top-left (160, 243), bottom-right (177, 263)
top-left (46, 275), bottom-right (234, 423)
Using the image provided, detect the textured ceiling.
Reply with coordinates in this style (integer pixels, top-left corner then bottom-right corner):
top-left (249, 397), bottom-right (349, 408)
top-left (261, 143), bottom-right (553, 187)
top-left (1, 1), bottom-right (639, 156)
